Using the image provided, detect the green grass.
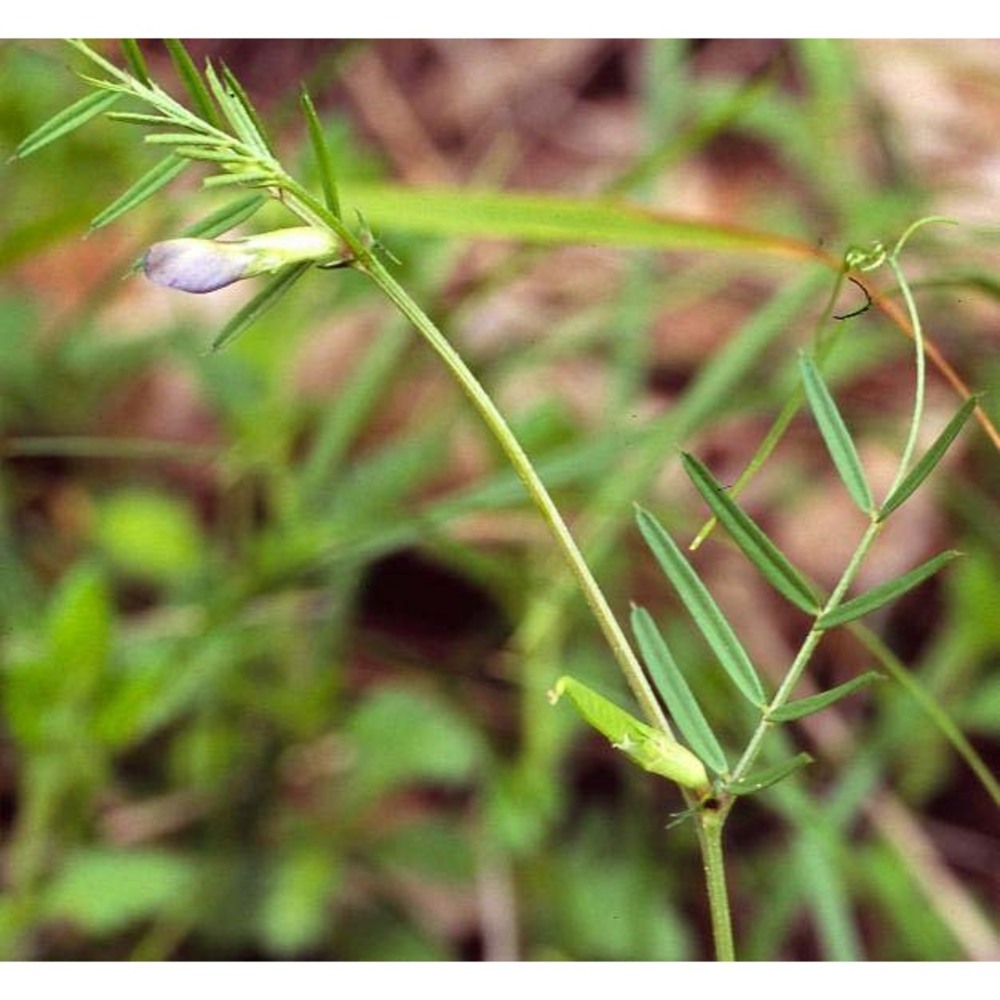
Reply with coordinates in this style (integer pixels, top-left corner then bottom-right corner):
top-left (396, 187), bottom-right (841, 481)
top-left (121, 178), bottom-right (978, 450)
top-left (0, 39), bottom-right (998, 961)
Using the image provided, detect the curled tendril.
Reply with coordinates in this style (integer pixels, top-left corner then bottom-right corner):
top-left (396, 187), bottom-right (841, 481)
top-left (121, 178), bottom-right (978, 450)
top-left (844, 240), bottom-right (888, 272)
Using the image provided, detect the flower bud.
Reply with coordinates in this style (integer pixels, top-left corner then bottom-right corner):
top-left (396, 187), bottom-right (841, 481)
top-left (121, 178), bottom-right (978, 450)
top-left (143, 227), bottom-right (345, 294)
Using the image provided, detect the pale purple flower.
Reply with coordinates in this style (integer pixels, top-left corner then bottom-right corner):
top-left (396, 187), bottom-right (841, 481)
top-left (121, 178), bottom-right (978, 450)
top-left (144, 238), bottom-right (252, 293)
top-left (143, 227), bottom-right (346, 294)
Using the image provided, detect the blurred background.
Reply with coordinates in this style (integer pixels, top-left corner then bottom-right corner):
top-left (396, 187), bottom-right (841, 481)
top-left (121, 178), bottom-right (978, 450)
top-left (0, 39), bottom-right (998, 960)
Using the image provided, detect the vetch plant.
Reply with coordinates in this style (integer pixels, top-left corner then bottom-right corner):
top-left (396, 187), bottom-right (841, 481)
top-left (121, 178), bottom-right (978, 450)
top-left (13, 40), bottom-right (999, 960)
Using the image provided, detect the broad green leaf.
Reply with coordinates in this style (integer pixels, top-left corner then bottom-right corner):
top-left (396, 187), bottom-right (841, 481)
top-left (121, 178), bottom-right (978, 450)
top-left (636, 506), bottom-right (765, 706)
top-left (94, 489), bottom-right (202, 584)
top-left (768, 671), bottom-right (883, 722)
top-left (725, 752), bottom-right (814, 796)
top-left (550, 676), bottom-right (711, 793)
top-left (165, 39), bottom-right (221, 128)
top-left (43, 848), bottom-right (198, 934)
top-left (344, 685), bottom-right (485, 809)
top-left (12, 90), bottom-right (121, 159)
top-left (300, 84), bottom-right (341, 218)
top-left (258, 844), bottom-right (341, 955)
top-left (46, 563), bottom-right (112, 704)
top-left (878, 396), bottom-right (979, 520)
top-left (181, 193), bottom-right (267, 239)
top-left (816, 550), bottom-right (960, 630)
top-left (799, 353), bottom-right (874, 513)
top-left (681, 452), bottom-right (819, 614)
top-left (119, 39), bottom-right (150, 86)
top-left (210, 261), bottom-right (312, 353)
top-left (630, 604), bottom-right (729, 775)
top-left (89, 154), bottom-right (189, 230)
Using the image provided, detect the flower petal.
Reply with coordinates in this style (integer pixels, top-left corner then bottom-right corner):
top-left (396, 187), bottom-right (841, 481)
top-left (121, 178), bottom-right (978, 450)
top-left (143, 239), bottom-right (251, 294)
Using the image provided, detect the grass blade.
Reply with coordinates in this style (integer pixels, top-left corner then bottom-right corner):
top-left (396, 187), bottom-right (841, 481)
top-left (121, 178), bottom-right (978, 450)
top-left (879, 396), bottom-right (979, 520)
top-left (855, 627), bottom-right (1000, 809)
top-left (209, 262), bottom-right (312, 353)
top-left (726, 752), bottom-right (814, 795)
top-left (816, 550), bottom-right (961, 630)
top-left (300, 85), bottom-right (341, 218)
top-left (799, 352), bottom-right (874, 513)
top-left (681, 452), bottom-right (819, 614)
top-left (89, 154), bottom-right (189, 230)
top-left (164, 39), bottom-right (221, 128)
top-left (636, 506), bottom-right (765, 706)
top-left (341, 182), bottom-right (820, 260)
top-left (12, 90), bottom-right (121, 159)
top-left (768, 671), bottom-right (883, 722)
top-left (630, 604), bottom-right (729, 775)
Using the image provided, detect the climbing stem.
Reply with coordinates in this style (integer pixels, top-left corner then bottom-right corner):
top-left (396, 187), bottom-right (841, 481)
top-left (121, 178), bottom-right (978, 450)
top-left (355, 251), bottom-right (674, 738)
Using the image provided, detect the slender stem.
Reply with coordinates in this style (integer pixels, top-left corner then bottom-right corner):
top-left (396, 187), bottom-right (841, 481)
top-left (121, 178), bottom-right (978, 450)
top-left (728, 518), bottom-right (881, 787)
top-left (355, 251), bottom-right (674, 737)
top-left (697, 808), bottom-right (735, 961)
top-left (351, 249), bottom-right (739, 956)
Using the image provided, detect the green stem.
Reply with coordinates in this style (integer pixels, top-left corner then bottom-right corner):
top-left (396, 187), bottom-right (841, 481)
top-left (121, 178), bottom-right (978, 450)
top-left (356, 248), bottom-right (736, 956)
top-left (698, 808), bottom-right (735, 960)
top-left (729, 517), bottom-right (882, 789)
top-left (355, 251), bottom-right (674, 738)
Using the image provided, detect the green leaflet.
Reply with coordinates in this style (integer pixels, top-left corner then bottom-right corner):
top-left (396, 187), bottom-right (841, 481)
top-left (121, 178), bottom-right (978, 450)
top-left (681, 452), bottom-right (819, 614)
top-left (550, 676), bottom-right (711, 794)
top-left (816, 551), bottom-right (960, 630)
top-left (209, 262), bottom-right (313, 353)
top-left (300, 85), bottom-right (341, 219)
top-left (221, 64), bottom-right (275, 157)
top-left (181, 194), bottom-right (268, 239)
top-left (164, 39), bottom-right (221, 129)
top-left (636, 506), bottom-right (765, 707)
top-left (89, 154), bottom-right (190, 230)
top-left (725, 753), bottom-right (814, 796)
top-left (12, 90), bottom-right (121, 160)
top-left (202, 61), bottom-right (273, 160)
top-left (201, 169), bottom-right (275, 189)
top-left (119, 40), bottom-right (151, 86)
top-left (799, 353), bottom-right (874, 514)
top-left (768, 671), bottom-right (883, 722)
top-left (106, 112), bottom-right (181, 128)
top-left (630, 605), bottom-right (729, 775)
top-left (878, 396), bottom-right (979, 520)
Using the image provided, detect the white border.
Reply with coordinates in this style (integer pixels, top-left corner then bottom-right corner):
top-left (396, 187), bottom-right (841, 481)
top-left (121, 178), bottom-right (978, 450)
top-left (3, 3), bottom-right (994, 41)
